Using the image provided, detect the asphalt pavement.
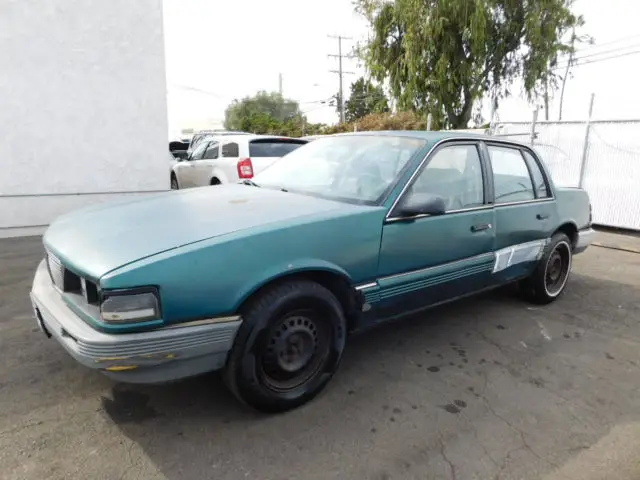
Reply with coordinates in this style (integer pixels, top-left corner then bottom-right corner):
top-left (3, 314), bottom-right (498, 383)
top-left (1, 235), bottom-right (640, 480)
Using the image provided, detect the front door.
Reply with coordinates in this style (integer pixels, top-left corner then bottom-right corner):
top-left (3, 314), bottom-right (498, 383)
top-left (375, 142), bottom-right (496, 319)
top-left (175, 140), bottom-right (208, 188)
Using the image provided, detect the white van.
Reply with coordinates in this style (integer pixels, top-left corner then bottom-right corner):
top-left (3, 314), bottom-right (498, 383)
top-left (171, 135), bottom-right (308, 189)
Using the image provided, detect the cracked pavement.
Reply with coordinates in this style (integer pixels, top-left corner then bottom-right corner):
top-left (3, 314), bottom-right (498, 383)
top-left (1, 235), bottom-right (640, 480)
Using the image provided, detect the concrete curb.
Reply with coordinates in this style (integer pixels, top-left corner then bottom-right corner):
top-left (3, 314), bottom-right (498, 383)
top-left (592, 242), bottom-right (640, 254)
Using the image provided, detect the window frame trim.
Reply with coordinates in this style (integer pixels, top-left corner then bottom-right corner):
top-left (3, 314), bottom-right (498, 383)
top-left (520, 148), bottom-right (552, 200)
top-left (387, 140), bottom-right (490, 221)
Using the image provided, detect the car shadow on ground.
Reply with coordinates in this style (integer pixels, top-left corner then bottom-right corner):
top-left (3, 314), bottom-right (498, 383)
top-left (98, 271), bottom-right (640, 480)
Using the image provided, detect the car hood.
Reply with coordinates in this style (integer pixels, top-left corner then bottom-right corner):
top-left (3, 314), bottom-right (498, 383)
top-left (44, 185), bottom-right (347, 280)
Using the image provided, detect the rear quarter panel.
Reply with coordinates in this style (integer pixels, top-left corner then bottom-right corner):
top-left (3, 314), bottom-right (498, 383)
top-left (555, 187), bottom-right (591, 230)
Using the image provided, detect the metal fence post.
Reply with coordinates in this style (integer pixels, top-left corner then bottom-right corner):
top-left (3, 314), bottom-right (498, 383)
top-left (578, 93), bottom-right (595, 188)
top-left (530, 108), bottom-right (538, 145)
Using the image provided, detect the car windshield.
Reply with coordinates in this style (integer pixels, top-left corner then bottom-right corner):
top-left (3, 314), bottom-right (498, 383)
top-left (252, 135), bottom-right (427, 204)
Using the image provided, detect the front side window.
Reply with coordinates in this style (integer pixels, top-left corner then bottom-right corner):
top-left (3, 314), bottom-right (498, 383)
top-left (404, 144), bottom-right (484, 212)
top-left (488, 146), bottom-right (535, 204)
top-left (252, 135), bottom-right (427, 204)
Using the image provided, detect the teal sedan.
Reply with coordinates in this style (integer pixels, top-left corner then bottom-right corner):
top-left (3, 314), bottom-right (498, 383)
top-left (30, 131), bottom-right (594, 412)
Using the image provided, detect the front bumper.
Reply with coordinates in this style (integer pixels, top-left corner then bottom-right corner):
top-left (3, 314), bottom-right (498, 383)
top-left (574, 228), bottom-right (596, 254)
top-left (29, 259), bottom-right (242, 384)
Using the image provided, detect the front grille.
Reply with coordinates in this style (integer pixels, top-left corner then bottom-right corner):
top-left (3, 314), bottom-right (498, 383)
top-left (46, 252), bottom-right (100, 305)
top-left (46, 253), bottom-right (65, 290)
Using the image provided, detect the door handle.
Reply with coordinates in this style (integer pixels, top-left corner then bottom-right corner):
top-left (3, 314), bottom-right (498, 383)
top-left (536, 213), bottom-right (549, 220)
top-left (471, 223), bottom-right (492, 232)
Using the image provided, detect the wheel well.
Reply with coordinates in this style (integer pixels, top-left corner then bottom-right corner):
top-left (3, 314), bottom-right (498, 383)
top-left (239, 271), bottom-right (361, 331)
top-left (210, 177), bottom-right (221, 185)
top-left (555, 222), bottom-right (578, 249)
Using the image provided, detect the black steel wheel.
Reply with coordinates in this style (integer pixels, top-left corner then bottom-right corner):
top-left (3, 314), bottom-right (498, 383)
top-left (223, 279), bottom-right (347, 413)
top-left (259, 309), bottom-right (331, 393)
top-left (520, 232), bottom-right (573, 304)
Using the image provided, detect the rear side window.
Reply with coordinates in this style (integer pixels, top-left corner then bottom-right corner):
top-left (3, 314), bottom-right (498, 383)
top-left (249, 139), bottom-right (307, 157)
top-left (487, 146), bottom-right (535, 204)
top-left (222, 142), bottom-right (239, 157)
top-left (522, 150), bottom-right (550, 198)
top-left (203, 142), bottom-right (219, 160)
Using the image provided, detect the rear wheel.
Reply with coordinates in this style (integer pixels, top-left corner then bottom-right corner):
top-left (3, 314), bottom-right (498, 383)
top-left (520, 232), bottom-right (572, 304)
top-left (223, 280), bottom-right (347, 413)
top-left (210, 177), bottom-right (221, 186)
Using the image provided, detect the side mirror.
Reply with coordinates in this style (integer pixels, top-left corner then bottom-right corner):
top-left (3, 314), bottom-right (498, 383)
top-left (396, 193), bottom-right (446, 218)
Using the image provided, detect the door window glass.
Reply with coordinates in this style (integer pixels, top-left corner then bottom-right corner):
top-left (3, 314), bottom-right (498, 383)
top-left (488, 146), bottom-right (535, 203)
top-left (522, 150), bottom-right (550, 198)
top-left (203, 142), bottom-right (219, 160)
top-left (405, 144), bottom-right (484, 212)
top-left (190, 141), bottom-right (208, 161)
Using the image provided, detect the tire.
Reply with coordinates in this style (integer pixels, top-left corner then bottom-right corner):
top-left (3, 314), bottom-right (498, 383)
top-left (170, 175), bottom-right (179, 190)
top-left (223, 279), bottom-right (347, 413)
top-left (210, 178), bottom-right (221, 186)
top-left (520, 232), bottom-right (573, 305)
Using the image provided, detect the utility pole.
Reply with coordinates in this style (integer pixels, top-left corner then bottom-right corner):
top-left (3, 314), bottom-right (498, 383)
top-left (558, 28), bottom-right (576, 121)
top-left (328, 34), bottom-right (355, 123)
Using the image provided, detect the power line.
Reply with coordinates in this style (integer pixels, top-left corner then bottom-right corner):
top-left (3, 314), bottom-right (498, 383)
top-left (553, 39), bottom-right (640, 71)
top-left (573, 34), bottom-right (640, 55)
top-left (569, 42), bottom-right (640, 63)
top-left (553, 48), bottom-right (640, 72)
top-left (169, 84), bottom-right (230, 99)
top-left (328, 34), bottom-right (355, 123)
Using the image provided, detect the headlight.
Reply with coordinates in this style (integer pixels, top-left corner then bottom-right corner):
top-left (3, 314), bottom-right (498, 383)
top-left (100, 289), bottom-right (160, 324)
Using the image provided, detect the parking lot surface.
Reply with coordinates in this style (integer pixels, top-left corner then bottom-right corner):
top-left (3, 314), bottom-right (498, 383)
top-left (1, 236), bottom-right (640, 480)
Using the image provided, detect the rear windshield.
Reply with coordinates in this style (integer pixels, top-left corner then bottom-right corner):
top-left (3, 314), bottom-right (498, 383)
top-left (249, 139), bottom-right (307, 157)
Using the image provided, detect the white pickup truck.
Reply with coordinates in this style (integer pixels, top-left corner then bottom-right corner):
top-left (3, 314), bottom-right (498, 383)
top-left (171, 134), bottom-right (308, 189)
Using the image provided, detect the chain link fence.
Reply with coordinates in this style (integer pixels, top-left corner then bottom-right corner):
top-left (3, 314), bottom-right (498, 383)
top-left (491, 119), bottom-right (640, 231)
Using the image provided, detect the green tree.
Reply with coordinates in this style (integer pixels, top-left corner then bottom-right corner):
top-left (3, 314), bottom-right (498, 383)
top-left (356, 0), bottom-right (584, 129)
top-left (341, 77), bottom-right (390, 123)
top-left (224, 91), bottom-right (303, 132)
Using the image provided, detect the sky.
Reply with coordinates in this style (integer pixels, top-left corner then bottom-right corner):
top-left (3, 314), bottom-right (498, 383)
top-left (162, 0), bottom-right (640, 139)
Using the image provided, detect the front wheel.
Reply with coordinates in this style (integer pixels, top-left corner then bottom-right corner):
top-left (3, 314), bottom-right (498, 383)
top-left (170, 175), bottom-right (179, 190)
top-left (520, 232), bottom-right (573, 304)
top-left (223, 280), bottom-right (347, 413)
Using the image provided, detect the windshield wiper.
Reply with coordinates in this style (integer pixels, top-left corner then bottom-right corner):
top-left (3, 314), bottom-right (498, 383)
top-left (241, 179), bottom-right (261, 187)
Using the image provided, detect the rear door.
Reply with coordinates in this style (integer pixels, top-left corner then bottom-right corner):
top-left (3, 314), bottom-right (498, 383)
top-left (484, 142), bottom-right (557, 283)
top-left (248, 138), bottom-right (307, 174)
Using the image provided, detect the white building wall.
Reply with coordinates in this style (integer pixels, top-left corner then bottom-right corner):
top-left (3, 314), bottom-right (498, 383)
top-left (0, 0), bottom-right (169, 237)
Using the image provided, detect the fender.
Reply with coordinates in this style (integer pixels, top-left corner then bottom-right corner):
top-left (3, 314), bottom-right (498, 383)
top-left (232, 258), bottom-right (353, 311)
